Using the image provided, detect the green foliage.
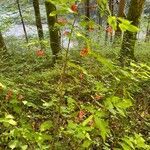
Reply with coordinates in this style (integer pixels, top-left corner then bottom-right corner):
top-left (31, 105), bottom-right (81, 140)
top-left (0, 0), bottom-right (150, 149)
top-left (108, 16), bottom-right (139, 32)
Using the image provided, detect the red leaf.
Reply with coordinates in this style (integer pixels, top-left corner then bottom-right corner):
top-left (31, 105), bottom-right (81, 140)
top-left (71, 4), bottom-right (78, 12)
top-left (78, 110), bottom-right (85, 120)
top-left (18, 94), bottom-right (24, 100)
top-left (63, 31), bottom-right (70, 36)
top-left (57, 18), bottom-right (68, 25)
top-left (80, 47), bottom-right (89, 57)
top-left (36, 50), bottom-right (45, 57)
top-left (106, 26), bottom-right (113, 34)
top-left (79, 72), bottom-right (84, 80)
top-left (94, 95), bottom-right (103, 100)
top-left (5, 90), bottom-right (13, 100)
top-left (88, 27), bottom-right (94, 32)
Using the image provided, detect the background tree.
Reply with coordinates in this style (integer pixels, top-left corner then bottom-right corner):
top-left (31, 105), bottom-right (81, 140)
top-left (120, 0), bottom-right (145, 66)
top-left (145, 15), bottom-right (150, 42)
top-left (33, 0), bottom-right (44, 49)
top-left (0, 31), bottom-right (7, 51)
top-left (45, 0), bottom-right (61, 64)
top-left (0, 31), bottom-right (7, 61)
top-left (105, 0), bottom-right (114, 44)
top-left (16, 0), bottom-right (28, 43)
top-left (85, 0), bottom-right (90, 33)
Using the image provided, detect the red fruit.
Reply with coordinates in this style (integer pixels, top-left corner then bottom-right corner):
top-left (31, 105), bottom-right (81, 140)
top-left (36, 50), bottom-right (45, 57)
top-left (71, 4), bottom-right (78, 12)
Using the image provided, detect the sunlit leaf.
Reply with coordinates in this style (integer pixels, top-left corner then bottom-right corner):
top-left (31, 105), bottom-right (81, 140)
top-left (40, 120), bottom-right (53, 132)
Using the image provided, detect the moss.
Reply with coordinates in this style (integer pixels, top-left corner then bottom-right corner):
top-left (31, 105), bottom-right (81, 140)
top-left (120, 0), bottom-right (145, 66)
top-left (45, 0), bottom-right (61, 64)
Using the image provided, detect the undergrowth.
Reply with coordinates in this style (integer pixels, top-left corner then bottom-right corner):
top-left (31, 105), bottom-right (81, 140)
top-left (0, 45), bottom-right (150, 149)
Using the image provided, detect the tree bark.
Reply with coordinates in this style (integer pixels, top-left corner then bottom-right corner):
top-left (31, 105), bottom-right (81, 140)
top-left (33, 0), bottom-right (44, 49)
top-left (16, 0), bottom-right (28, 43)
top-left (45, 0), bottom-right (61, 64)
top-left (85, 0), bottom-right (90, 31)
top-left (145, 15), bottom-right (150, 42)
top-left (120, 0), bottom-right (145, 66)
top-left (105, 0), bottom-right (114, 44)
top-left (0, 31), bottom-right (7, 60)
top-left (0, 31), bottom-right (7, 51)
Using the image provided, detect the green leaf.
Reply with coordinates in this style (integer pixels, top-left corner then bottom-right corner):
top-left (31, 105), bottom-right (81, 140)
top-left (82, 140), bottom-right (92, 148)
top-left (0, 114), bottom-right (17, 126)
top-left (8, 119), bottom-right (17, 126)
top-left (127, 24), bottom-right (139, 32)
top-left (40, 120), bottom-right (53, 132)
top-left (82, 115), bottom-right (93, 126)
top-left (90, 51), bottom-right (114, 70)
top-left (122, 137), bottom-right (135, 149)
top-left (94, 117), bottom-right (109, 141)
top-left (76, 32), bottom-right (87, 40)
top-left (49, 11), bottom-right (57, 16)
top-left (117, 99), bottom-right (132, 109)
top-left (134, 133), bottom-right (148, 149)
top-left (118, 17), bottom-right (139, 32)
top-left (104, 97), bottom-right (132, 117)
top-left (119, 23), bottom-right (128, 32)
top-left (21, 145), bottom-right (28, 150)
top-left (43, 101), bottom-right (54, 107)
top-left (5, 114), bottom-right (14, 119)
top-left (8, 140), bottom-right (19, 149)
top-left (120, 142), bottom-right (132, 150)
top-left (108, 16), bottom-right (117, 30)
top-left (68, 62), bottom-right (88, 75)
top-left (22, 101), bottom-right (37, 108)
top-left (118, 17), bottom-right (131, 25)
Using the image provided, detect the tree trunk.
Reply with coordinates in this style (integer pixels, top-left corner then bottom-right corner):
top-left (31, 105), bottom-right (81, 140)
top-left (85, 0), bottom-right (90, 32)
top-left (145, 15), bottom-right (150, 42)
top-left (98, 9), bottom-right (102, 26)
top-left (114, 0), bottom-right (126, 45)
top-left (105, 0), bottom-right (114, 44)
top-left (33, 0), bottom-right (44, 49)
top-left (16, 0), bottom-right (28, 43)
top-left (0, 31), bottom-right (7, 60)
top-left (45, 0), bottom-right (61, 64)
top-left (0, 31), bottom-right (7, 51)
top-left (120, 0), bottom-right (145, 66)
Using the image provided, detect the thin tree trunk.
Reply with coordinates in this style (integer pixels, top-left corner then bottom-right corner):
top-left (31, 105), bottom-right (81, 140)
top-left (85, 0), bottom-right (90, 33)
top-left (105, 0), bottom-right (114, 44)
top-left (33, 0), bottom-right (44, 49)
top-left (114, 0), bottom-right (126, 45)
top-left (120, 0), bottom-right (145, 66)
top-left (0, 31), bottom-right (7, 60)
top-left (98, 9), bottom-right (102, 26)
top-left (0, 31), bottom-right (7, 51)
top-left (145, 15), bottom-right (150, 42)
top-left (17, 0), bottom-right (28, 43)
top-left (45, 0), bottom-right (61, 64)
